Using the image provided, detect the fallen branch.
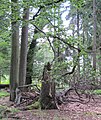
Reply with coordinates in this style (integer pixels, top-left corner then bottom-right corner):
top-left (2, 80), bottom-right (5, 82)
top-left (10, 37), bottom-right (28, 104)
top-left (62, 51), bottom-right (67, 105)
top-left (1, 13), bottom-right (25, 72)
top-left (18, 84), bottom-right (40, 92)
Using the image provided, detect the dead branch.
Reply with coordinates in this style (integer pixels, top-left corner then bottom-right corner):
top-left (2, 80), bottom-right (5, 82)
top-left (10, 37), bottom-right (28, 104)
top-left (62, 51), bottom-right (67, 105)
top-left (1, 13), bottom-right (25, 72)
top-left (18, 84), bottom-right (40, 92)
top-left (15, 87), bottom-right (39, 106)
top-left (57, 86), bottom-right (95, 104)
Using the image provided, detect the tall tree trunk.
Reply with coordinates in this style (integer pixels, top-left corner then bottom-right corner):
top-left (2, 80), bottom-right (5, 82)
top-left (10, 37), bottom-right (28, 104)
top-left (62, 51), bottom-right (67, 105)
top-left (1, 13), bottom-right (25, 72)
top-left (19, 8), bottom-right (29, 86)
top-left (77, 9), bottom-right (80, 81)
top-left (82, 25), bottom-right (86, 80)
top-left (92, 0), bottom-right (97, 80)
top-left (25, 29), bottom-right (38, 85)
top-left (10, 0), bottom-right (19, 101)
top-left (100, 48), bottom-right (101, 83)
top-left (72, 27), bottom-right (76, 84)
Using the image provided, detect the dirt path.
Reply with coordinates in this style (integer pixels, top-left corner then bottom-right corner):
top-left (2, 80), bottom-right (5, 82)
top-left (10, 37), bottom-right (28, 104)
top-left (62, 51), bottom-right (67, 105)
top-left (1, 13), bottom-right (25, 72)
top-left (0, 96), bottom-right (101, 120)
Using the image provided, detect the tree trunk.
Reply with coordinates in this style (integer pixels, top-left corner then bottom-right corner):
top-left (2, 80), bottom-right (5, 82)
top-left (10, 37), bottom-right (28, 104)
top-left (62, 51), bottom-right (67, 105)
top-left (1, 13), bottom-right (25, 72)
top-left (77, 9), bottom-right (80, 81)
top-left (25, 29), bottom-right (38, 85)
top-left (40, 62), bottom-right (57, 109)
top-left (10, 0), bottom-right (19, 101)
top-left (92, 0), bottom-right (97, 81)
top-left (72, 25), bottom-right (76, 84)
top-left (19, 8), bottom-right (29, 86)
top-left (100, 48), bottom-right (101, 83)
top-left (82, 25), bottom-right (86, 81)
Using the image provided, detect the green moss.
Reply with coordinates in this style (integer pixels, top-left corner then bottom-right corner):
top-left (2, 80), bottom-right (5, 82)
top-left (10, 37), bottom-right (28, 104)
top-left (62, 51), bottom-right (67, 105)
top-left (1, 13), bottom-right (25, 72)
top-left (0, 91), bottom-right (9, 97)
top-left (93, 89), bottom-right (101, 95)
top-left (28, 101), bottom-right (40, 109)
top-left (0, 91), bottom-right (9, 98)
top-left (8, 107), bottom-right (20, 113)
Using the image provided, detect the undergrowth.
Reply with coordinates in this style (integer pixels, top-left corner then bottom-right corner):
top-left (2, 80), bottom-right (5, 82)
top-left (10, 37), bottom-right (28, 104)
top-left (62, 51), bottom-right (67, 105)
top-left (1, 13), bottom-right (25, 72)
top-left (0, 90), bottom-right (9, 98)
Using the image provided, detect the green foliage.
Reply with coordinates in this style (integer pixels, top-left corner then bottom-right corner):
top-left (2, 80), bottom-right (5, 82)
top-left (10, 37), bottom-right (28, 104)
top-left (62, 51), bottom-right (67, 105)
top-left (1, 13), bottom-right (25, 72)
top-left (0, 0), bottom-right (11, 77)
top-left (0, 0), bottom-right (100, 93)
top-left (32, 41), bottom-right (54, 81)
top-left (93, 90), bottom-right (101, 95)
top-left (0, 75), bottom-right (9, 84)
top-left (0, 91), bottom-right (9, 98)
top-left (70, 0), bottom-right (85, 8)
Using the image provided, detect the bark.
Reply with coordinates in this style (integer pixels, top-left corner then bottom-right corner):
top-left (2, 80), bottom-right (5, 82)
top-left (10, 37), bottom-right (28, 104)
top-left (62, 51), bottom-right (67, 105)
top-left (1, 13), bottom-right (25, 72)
top-left (40, 62), bottom-right (57, 109)
top-left (77, 9), bottom-right (80, 81)
top-left (10, 0), bottom-right (19, 101)
top-left (100, 48), bottom-right (101, 83)
top-left (99, 36), bottom-right (101, 84)
top-left (19, 8), bottom-right (29, 86)
top-left (25, 29), bottom-right (38, 85)
top-left (92, 0), bottom-right (97, 71)
top-left (92, 0), bottom-right (97, 84)
top-left (72, 26), bottom-right (76, 83)
top-left (82, 25), bottom-right (86, 80)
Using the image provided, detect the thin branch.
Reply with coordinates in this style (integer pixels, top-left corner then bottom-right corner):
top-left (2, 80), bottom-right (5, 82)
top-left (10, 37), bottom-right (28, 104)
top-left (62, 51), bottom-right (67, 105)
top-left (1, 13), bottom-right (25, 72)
top-left (33, 24), bottom-right (81, 52)
top-left (33, 24), bottom-right (56, 58)
top-left (33, 24), bottom-right (46, 35)
top-left (18, 84), bottom-right (40, 92)
top-left (33, 24), bottom-right (82, 76)
top-left (32, 0), bottom-right (64, 20)
top-left (60, 50), bottom-right (81, 77)
top-left (52, 36), bottom-right (81, 52)
top-left (46, 17), bottom-right (57, 31)
top-left (41, 0), bottom-right (64, 6)
top-left (61, 65), bottom-right (76, 77)
top-left (33, 7), bottom-right (42, 20)
top-left (47, 38), bottom-right (56, 58)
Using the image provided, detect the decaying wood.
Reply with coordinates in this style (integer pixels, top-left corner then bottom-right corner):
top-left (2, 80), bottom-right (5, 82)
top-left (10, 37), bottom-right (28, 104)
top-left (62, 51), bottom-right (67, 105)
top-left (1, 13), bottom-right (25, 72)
top-left (56, 86), bottom-right (96, 105)
top-left (18, 84), bottom-right (40, 92)
top-left (15, 85), bottom-right (40, 106)
top-left (40, 62), bottom-right (58, 109)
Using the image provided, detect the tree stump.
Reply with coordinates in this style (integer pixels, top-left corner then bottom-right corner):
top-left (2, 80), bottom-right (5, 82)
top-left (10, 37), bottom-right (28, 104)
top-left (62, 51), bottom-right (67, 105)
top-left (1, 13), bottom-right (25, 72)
top-left (40, 62), bottom-right (57, 109)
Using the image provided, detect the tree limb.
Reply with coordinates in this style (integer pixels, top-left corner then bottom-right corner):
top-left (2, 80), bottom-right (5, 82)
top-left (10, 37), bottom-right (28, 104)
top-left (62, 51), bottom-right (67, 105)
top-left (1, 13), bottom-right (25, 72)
top-left (33, 24), bottom-right (56, 57)
top-left (40, 0), bottom-right (64, 7)
top-left (61, 65), bottom-right (76, 77)
top-left (52, 36), bottom-right (81, 52)
top-left (33, 24), bottom-right (81, 52)
top-left (32, 0), bottom-right (64, 20)
top-left (33, 7), bottom-right (42, 20)
top-left (33, 24), bottom-right (82, 76)
top-left (47, 38), bottom-right (56, 58)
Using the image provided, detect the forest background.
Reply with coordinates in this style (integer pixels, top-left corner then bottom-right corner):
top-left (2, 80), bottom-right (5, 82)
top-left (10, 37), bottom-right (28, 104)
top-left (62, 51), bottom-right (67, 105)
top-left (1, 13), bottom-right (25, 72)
top-left (0, 0), bottom-right (101, 109)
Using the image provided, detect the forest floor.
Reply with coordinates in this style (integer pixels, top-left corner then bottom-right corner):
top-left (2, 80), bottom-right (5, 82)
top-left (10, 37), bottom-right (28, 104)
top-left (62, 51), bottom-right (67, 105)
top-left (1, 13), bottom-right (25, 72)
top-left (0, 90), bottom-right (101, 120)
